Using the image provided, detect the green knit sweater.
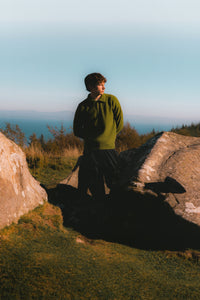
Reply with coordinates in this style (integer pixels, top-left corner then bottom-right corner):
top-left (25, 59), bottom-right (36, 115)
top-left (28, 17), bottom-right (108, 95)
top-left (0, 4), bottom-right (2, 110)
top-left (73, 93), bottom-right (123, 151)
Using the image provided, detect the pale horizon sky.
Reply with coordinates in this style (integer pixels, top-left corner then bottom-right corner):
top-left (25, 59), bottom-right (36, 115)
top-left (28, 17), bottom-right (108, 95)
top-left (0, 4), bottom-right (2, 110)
top-left (0, 0), bottom-right (200, 123)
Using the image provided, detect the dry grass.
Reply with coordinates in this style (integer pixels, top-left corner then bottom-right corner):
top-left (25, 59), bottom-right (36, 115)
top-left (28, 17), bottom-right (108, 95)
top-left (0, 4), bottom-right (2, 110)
top-left (63, 146), bottom-right (82, 158)
top-left (24, 144), bottom-right (46, 158)
top-left (25, 144), bottom-right (81, 161)
top-left (24, 144), bottom-right (81, 174)
top-left (24, 145), bottom-right (78, 188)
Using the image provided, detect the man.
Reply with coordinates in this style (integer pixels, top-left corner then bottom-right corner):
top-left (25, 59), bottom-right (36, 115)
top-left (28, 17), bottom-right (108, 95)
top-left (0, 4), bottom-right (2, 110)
top-left (73, 73), bottom-right (123, 199)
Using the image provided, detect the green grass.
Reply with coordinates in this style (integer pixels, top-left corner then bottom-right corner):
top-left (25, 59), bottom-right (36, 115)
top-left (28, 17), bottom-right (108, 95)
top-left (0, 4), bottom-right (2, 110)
top-left (1, 203), bottom-right (200, 299)
top-left (29, 156), bottom-right (77, 188)
top-left (1, 158), bottom-right (200, 299)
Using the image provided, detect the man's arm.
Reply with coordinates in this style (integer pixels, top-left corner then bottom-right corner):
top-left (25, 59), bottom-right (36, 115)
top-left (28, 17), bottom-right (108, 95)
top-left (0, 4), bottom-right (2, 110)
top-left (73, 104), bottom-right (85, 138)
top-left (112, 96), bottom-right (123, 134)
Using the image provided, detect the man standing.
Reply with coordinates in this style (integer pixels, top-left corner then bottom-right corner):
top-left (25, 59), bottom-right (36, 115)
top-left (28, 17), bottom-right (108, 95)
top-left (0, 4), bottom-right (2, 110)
top-left (73, 73), bottom-right (123, 199)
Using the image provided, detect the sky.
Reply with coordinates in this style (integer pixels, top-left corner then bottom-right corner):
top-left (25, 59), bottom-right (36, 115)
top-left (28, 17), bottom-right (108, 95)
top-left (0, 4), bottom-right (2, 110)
top-left (0, 0), bottom-right (200, 123)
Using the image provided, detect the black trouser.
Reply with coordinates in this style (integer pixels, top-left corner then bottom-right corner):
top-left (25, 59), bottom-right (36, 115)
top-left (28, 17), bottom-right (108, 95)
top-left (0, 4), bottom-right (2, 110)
top-left (78, 149), bottom-right (119, 199)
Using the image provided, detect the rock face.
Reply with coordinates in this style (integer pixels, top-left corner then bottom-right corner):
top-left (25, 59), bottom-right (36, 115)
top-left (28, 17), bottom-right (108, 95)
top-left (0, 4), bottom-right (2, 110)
top-left (62, 132), bottom-right (200, 227)
top-left (118, 131), bottom-right (200, 226)
top-left (0, 133), bottom-right (47, 229)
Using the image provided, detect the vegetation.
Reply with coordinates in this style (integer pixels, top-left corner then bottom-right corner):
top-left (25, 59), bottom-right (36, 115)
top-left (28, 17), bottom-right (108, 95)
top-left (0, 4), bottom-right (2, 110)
top-left (1, 120), bottom-right (200, 187)
top-left (172, 122), bottom-right (200, 137)
top-left (0, 121), bottom-right (158, 187)
top-left (116, 122), bottom-right (157, 151)
top-left (0, 122), bottom-right (27, 147)
top-left (0, 123), bottom-right (82, 187)
top-left (1, 203), bottom-right (200, 299)
top-left (1, 121), bottom-right (200, 298)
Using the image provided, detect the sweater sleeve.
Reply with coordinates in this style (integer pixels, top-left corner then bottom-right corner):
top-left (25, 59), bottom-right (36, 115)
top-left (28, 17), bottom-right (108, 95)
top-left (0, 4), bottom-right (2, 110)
top-left (73, 103), bottom-right (85, 138)
top-left (112, 96), bottom-right (123, 134)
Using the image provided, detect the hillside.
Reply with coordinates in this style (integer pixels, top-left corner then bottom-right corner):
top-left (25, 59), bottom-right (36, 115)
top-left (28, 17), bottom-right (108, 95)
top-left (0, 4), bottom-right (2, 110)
top-left (1, 161), bottom-right (200, 299)
top-left (1, 202), bottom-right (200, 299)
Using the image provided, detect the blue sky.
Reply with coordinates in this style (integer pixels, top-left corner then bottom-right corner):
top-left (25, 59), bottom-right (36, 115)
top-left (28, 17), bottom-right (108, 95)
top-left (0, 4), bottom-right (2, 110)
top-left (1, 0), bottom-right (200, 122)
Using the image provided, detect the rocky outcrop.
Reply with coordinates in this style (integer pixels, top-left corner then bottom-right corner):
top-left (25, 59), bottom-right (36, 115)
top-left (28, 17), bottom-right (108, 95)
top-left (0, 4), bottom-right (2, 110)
top-left (61, 132), bottom-right (200, 227)
top-left (0, 133), bottom-right (47, 229)
top-left (118, 131), bottom-right (200, 227)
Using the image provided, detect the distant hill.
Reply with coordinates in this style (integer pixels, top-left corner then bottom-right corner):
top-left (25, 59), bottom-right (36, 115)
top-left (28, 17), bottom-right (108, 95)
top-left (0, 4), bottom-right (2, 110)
top-left (0, 110), bottom-right (74, 121)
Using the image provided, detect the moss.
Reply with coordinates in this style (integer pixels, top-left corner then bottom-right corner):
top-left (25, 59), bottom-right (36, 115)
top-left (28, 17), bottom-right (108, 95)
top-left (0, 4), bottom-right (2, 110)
top-left (1, 201), bottom-right (200, 299)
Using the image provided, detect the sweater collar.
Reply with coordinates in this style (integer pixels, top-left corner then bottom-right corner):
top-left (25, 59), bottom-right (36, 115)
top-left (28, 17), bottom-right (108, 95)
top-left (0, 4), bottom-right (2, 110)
top-left (88, 93), bottom-right (106, 103)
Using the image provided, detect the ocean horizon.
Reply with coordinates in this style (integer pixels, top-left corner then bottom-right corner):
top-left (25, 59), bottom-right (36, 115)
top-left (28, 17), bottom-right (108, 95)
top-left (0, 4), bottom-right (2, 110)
top-left (0, 110), bottom-right (197, 142)
top-left (0, 117), bottom-right (180, 142)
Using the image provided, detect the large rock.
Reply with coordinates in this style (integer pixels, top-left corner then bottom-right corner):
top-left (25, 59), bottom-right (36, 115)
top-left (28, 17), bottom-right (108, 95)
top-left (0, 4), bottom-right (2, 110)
top-left (0, 133), bottom-right (47, 229)
top-left (119, 131), bottom-right (200, 226)
top-left (61, 132), bottom-right (200, 227)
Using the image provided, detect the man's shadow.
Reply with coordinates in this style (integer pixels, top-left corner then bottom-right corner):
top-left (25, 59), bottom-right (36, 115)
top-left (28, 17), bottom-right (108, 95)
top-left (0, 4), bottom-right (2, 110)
top-left (47, 176), bottom-right (200, 251)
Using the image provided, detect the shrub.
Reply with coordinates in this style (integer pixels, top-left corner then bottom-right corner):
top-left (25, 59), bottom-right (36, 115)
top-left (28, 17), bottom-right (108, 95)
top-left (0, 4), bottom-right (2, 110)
top-left (25, 144), bottom-right (49, 170)
top-left (46, 124), bottom-right (83, 154)
top-left (171, 123), bottom-right (200, 137)
top-left (0, 122), bottom-right (27, 148)
top-left (116, 122), bottom-right (142, 151)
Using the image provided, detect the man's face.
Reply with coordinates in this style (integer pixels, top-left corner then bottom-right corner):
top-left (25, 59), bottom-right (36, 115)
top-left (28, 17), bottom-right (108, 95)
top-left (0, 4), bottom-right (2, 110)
top-left (90, 81), bottom-right (105, 96)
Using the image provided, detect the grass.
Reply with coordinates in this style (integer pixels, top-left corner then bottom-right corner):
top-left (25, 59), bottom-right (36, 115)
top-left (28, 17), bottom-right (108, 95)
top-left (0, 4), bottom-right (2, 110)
top-left (1, 203), bottom-right (200, 299)
top-left (25, 144), bottom-right (81, 188)
top-left (1, 155), bottom-right (200, 299)
top-left (29, 156), bottom-right (77, 188)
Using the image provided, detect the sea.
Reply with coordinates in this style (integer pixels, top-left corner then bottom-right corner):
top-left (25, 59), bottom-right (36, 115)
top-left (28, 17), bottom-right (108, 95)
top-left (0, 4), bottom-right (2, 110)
top-left (0, 118), bottom-right (73, 142)
top-left (0, 117), bottom-right (177, 142)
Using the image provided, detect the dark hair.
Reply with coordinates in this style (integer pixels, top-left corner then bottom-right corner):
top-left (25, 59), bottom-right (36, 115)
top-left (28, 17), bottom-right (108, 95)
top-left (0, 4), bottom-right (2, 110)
top-left (84, 73), bottom-right (107, 91)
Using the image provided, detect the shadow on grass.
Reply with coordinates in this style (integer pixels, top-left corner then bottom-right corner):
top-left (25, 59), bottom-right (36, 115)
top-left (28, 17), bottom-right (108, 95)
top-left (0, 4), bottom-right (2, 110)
top-left (47, 182), bottom-right (200, 251)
